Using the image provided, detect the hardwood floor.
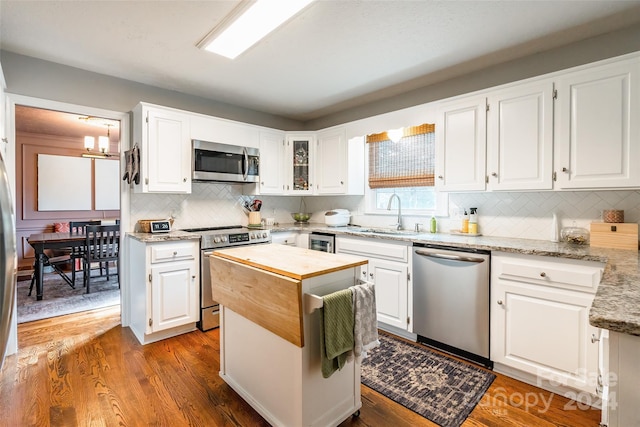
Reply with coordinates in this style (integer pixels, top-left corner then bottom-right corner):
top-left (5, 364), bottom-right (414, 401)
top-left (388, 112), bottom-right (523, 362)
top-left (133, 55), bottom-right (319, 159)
top-left (1, 307), bottom-right (601, 426)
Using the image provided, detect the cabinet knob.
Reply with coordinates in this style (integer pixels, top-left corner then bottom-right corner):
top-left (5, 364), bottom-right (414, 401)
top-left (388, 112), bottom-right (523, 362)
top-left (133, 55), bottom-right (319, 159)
top-left (369, 272), bottom-right (374, 278)
top-left (437, 175), bottom-right (443, 180)
top-left (562, 167), bottom-right (569, 173)
top-left (591, 333), bottom-right (600, 343)
top-left (540, 272), bottom-right (546, 277)
top-left (361, 271), bottom-right (366, 277)
top-left (491, 172), bottom-right (498, 177)
top-left (192, 275), bottom-right (196, 279)
top-left (497, 300), bottom-right (503, 305)
top-left (183, 178), bottom-right (187, 182)
top-left (173, 251), bottom-right (178, 256)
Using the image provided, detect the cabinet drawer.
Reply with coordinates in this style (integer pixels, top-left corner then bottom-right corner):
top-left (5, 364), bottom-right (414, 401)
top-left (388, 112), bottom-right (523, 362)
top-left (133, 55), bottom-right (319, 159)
top-left (493, 252), bottom-right (603, 293)
top-left (150, 241), bottom-right (197, 263)
top-left (336, 237), bottom-right (408, 262)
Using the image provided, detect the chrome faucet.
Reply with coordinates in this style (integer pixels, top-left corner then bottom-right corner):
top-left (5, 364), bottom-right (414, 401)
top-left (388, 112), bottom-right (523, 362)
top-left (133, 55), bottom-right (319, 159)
top-left (387, 194), bottom-right (402, 230)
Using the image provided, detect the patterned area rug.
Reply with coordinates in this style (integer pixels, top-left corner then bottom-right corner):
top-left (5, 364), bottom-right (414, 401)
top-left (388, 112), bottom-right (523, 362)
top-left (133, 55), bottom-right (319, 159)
top-left (16, 267), bottom-right (120, 323)
top-left (361, 333), bottom-right (495, 427)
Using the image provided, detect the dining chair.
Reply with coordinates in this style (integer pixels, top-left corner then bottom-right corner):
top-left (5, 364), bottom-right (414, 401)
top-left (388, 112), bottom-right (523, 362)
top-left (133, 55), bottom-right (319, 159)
top-left (69, 220), bottom-right (101, 284)
top-left (83, 224), bottom-right (120, 293)
top-left (27, 251), bottom-right (74, 296)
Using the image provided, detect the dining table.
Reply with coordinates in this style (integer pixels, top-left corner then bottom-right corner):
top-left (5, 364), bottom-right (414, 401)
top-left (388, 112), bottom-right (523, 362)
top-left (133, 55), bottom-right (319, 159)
top-left (27, 232), bottom-right (86, 301)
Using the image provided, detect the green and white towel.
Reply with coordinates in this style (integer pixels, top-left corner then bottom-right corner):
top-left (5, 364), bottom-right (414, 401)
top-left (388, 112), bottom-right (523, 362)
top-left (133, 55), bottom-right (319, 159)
top-left (320, 288), bottom-right (354, 378)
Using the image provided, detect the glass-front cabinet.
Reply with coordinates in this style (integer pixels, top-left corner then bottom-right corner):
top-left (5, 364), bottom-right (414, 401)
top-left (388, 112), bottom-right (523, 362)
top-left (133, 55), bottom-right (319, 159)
top-left (286, 135), bottom-right (315, 194)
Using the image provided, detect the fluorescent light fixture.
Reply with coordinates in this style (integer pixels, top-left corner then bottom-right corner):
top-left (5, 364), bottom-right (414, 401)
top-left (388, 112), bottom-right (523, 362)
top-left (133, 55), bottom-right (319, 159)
top-left (199, 0), bottom-right (314, 59)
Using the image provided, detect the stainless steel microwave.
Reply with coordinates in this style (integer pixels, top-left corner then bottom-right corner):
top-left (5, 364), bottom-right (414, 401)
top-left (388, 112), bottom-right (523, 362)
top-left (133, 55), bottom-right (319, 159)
top-left (192, 140), bottom-right (259, 183)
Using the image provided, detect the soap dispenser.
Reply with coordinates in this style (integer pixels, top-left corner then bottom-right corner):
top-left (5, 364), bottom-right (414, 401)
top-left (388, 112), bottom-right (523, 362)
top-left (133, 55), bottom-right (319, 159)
top-left (468, 208), bottom-right (478, 234)
top-left (430, 216), bottom-right (437, 233)
top-left (461, 209), bottom-right (469, 233)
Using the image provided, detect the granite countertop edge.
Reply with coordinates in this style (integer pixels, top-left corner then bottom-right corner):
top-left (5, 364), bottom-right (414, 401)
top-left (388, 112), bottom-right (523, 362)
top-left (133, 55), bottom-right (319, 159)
top-left (127, 230), bottom-right (201, 243)
top-left (270, 223), bottom-right (640, 337)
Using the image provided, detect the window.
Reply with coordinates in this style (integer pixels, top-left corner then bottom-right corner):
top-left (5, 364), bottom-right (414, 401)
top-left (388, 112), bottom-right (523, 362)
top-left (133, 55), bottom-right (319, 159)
top-left (365, 123), bottom-right (447, 215)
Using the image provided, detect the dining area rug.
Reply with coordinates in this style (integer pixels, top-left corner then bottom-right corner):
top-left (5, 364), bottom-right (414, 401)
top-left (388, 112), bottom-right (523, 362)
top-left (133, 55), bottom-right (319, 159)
top-left (361, 333), bottom-right (495, 427)
top-left (16, 267), bottom-right (120, 323)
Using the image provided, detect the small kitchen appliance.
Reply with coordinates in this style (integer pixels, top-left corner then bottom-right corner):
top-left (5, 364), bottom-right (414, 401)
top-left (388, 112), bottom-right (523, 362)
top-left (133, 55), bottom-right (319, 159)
top-left (182, 225), bottom-right (271, 331)
top-left (192, 140), bottom-right (259, 183)
top-left (309, 233), bottom-right (335, 253)
top-left (324, 209), bottom-right (350, 227)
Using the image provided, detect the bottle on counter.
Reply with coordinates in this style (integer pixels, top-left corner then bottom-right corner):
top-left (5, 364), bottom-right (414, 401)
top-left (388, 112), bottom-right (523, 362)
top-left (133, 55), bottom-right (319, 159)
top-left (430, 216), bottom-right (437, 233)
top-left (461, 209), bottom-right (469, 233)
top-left (551, 212), bottom-right (560, 242)
top-left (468, 208), bottom-right (478, 234)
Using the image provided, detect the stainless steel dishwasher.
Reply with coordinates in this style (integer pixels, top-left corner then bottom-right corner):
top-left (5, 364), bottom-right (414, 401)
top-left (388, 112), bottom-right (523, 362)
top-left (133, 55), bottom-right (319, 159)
top-left (413, 244), bottom-right (492, 368)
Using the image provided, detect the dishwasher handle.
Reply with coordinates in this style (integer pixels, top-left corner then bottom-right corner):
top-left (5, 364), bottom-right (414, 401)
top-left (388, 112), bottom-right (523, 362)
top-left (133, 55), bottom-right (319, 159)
top-left (414, 249), bottom-right (486, 263)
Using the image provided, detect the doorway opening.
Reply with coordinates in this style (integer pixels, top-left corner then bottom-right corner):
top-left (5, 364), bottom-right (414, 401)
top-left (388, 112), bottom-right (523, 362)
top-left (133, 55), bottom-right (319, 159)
top-left (14, 105), bottom-right (121, 323)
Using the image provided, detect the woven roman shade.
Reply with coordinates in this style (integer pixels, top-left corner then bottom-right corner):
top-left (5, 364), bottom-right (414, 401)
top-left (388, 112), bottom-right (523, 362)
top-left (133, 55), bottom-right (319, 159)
top-left (367, 123), bottom-right (435, 189)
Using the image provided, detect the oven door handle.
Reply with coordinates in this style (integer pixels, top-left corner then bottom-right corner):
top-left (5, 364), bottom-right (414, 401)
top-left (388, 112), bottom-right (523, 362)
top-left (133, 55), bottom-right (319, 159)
top-left (242, 148), bottom-right (249, 181)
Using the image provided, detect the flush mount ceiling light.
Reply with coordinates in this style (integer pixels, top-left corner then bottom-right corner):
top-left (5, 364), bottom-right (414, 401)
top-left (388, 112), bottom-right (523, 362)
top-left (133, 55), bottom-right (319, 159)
top-left (198, 0), bottom-right (315, 59)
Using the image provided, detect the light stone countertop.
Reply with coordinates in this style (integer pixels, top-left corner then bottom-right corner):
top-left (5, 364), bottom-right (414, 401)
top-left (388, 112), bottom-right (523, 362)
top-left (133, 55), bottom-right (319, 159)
top-left (127, 230), bottom-right (201, 243)
top-left (126, 224), bottom-right (640, 337)
top-left (270, 223), bottom-right (640, 337)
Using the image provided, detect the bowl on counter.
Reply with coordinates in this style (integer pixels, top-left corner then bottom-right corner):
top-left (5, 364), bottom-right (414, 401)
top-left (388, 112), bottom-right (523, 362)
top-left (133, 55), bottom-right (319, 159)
top-left (291, 212), bottom-right (311, 223)
top-left (561, 226), bottom-right (589, 245)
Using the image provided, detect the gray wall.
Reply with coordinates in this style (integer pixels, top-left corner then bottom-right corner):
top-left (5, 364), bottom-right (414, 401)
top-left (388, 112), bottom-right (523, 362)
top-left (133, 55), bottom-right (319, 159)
top-left (0, 50), bottom-right (302, 131)
top-left (307, 24), bottom-right (640, 129)
top-left (2, 24), bottom-right (640, 131)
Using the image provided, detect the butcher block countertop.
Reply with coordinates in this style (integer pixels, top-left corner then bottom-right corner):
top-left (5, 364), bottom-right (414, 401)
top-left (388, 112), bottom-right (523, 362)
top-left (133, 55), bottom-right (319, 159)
top-left (210, 244), bottom-right (367, 347)
top-left (211, 244), bottom-right (368, 280)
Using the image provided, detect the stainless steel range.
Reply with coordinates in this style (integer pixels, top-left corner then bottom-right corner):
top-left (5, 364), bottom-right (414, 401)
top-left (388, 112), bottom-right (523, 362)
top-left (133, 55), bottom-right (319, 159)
top-left (182, 225), bottom-right (271, 331)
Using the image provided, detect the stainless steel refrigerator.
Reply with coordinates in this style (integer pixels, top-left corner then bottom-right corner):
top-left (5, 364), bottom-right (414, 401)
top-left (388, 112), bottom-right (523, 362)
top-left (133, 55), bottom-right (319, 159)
top-left (0, 148), bottom-right (17, 370)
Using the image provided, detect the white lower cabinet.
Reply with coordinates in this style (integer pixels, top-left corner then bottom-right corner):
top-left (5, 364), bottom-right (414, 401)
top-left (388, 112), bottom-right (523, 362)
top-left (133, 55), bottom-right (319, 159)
top-left (491, 252), bottom-right (604, 397)
top-left (129, 237), bottom-right (199, 345)
top-left (336, 236), bottom-right (411, 334)
top-left (362, 258), bottom-right (408, 330)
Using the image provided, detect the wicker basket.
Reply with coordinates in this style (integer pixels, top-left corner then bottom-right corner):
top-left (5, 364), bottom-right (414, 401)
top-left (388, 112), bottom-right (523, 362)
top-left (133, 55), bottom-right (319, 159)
top-left (603, 210), bottom-right (624, 223)
top-left (137, 218), bottom-right (174, 233)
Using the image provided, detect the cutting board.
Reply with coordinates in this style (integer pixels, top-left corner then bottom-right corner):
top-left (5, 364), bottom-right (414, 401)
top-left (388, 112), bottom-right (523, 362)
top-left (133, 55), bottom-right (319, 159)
top-left (590, 222), bottom-right (638, 251)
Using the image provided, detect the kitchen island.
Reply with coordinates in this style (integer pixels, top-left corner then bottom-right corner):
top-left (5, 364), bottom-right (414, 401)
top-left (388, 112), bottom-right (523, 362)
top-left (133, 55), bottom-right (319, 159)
top-left (209, 244), bottom-right (368, 427)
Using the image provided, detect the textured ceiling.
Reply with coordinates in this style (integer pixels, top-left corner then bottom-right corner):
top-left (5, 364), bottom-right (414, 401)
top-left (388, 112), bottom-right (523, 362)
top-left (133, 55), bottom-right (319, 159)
top-left (2, 1), bottom-right (640, 123)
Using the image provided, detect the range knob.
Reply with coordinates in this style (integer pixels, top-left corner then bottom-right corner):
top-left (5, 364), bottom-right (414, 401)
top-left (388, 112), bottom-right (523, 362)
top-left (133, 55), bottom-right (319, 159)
top-left (262, 232), bottom-right (268, 238)
top-left (221, 236), bottom-right (228, 242)
top-left (214, 237), bottom-right (221, 243)
top-left (249, 233), bottom-right (255, 239)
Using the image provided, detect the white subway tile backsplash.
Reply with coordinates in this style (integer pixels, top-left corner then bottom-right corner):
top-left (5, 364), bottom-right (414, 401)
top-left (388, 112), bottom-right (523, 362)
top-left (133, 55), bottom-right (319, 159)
top-left (130, 184), bottom-right (640, 241)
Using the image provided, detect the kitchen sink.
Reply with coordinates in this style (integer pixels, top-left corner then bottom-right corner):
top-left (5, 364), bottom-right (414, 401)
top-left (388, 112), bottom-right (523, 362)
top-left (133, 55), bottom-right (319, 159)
top-left (344, 226), bottom-right (420, 237)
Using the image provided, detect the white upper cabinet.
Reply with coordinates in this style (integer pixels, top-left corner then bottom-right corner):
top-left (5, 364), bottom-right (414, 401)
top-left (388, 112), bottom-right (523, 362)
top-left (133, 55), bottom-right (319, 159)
top-left (258, 130), bottom-right (285, 195)
top-left (316, 127), bottom-right (364, 195)
top-left (190, 114), bottom-right (259, 148)
top-left (487, 80), bottom-right (554, 191)
top-left (133, 103), bottom-right (191, 194)
top-left (555, 58), bottom-right (640, 189)
top-left (435, 95), bottom-right (487, 191)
